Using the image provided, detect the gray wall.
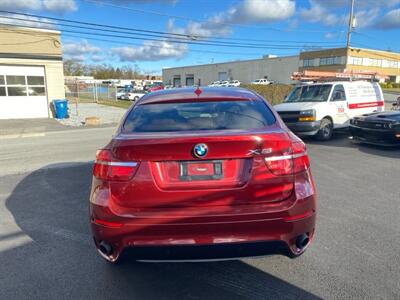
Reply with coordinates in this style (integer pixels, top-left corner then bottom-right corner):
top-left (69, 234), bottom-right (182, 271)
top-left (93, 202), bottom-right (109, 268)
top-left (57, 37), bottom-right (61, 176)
top-left (162, 55), bottom-right (300, 86)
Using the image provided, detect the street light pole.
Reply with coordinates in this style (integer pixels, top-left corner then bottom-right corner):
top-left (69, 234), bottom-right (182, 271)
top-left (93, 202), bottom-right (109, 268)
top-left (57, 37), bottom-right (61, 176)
top-left (346, 0), bottom-right (355, 48)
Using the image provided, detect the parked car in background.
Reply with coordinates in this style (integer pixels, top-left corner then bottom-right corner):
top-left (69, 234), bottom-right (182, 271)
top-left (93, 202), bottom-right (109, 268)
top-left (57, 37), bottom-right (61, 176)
top-left (350, 110), bottom-right (400, 146)
top-left (228, 80), bottom-right (241, 87)
top-left (116, 88), bottom-right (127, 99)
top-left (90, 87), bottom-right (317, 263)
top-left (208, 81), bottom-right (221, 87)
top-left (274, 81), bottom-right (385, 141)
top-left (164, 85), bottom-right (174, 89)
top-left (219, 80), bottom-right (230, 87)
top-left (144, 82), bottom-right (164, 92)
top-left (120, 90), bottom-right (146, 101)
top-left (252, 78), bottom-right (271, 85)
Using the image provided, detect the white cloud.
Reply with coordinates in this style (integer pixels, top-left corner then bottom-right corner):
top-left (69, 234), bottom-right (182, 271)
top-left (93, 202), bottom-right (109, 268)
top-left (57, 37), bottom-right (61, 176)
top-left (42, 0), bottom-right (77, 12)
top-left (229, 0), bottom-right (296, 24)
top-left (0, 0), bottom-right (77, 12)
top-left (299, 0), bottom-right (344, 26)
top-left (91, 55), bottom-right (105, 62)
top-left (312, 0), bottom-right (399, 9)
top-left (169, 0), bottom-right (295, 39)
top-left (376, 8), bottom-right (400, 29)
top-left (324, 32), bottom-right (337, 39)
top-left (354, 8), bottom-right (380, 28)
top-left (0, 0), bottom-right (41, 10)
top-left (63, 40), bottom-right (101, 61)
top-left (111, 40), bottom-right (187, 62)
top-left (0, 13), bottom-right (56, 29)
top-left (110, 0), bottom-right (177, 3)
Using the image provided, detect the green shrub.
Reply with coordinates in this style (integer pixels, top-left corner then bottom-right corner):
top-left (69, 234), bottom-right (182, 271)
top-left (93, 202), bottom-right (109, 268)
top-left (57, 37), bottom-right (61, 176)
top-left (240, 84), bottom-right (293, 105)
top-left (386, 83), bottom-right (393, 89)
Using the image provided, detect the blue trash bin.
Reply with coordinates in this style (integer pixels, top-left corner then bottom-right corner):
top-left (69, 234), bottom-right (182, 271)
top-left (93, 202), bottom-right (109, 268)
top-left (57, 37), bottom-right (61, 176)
top-left (53, 99), bottom-right (68, 119)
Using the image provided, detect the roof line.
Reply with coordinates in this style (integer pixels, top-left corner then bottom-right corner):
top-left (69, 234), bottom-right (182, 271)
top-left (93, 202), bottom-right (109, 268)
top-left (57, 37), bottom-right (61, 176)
top-left (163, 55), bottom-right (299, 70)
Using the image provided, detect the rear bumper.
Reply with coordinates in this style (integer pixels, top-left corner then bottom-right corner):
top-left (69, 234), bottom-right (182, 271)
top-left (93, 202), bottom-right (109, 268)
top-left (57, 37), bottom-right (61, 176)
top-left (285, 121), bottom-right (321, 136)
top-left (349, 125), bottom-right (400, 146)
top-left (90, 195), bottom-right (316, 261)
top-left (121, 241), bottom-right (291, 261)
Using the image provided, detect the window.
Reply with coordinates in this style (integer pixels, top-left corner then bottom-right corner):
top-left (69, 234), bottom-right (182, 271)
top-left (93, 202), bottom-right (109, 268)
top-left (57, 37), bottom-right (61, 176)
top-left (369, 59), bottom-right (382, 67)
top-left (123, 100), bottom-right (276, 133)
top-left (0, 75), bottom-right (46, 97)
top-left (6, 75), bottom-right (26, 85)
top-left (387, 60), bottom-right (399, 69)
top-left (320, 56), bottom-right (341, 65)
top-left (27, 76), bottom-right (45, 85)
top-left (28, 87), bottom-right (46, 96)
top-left (348, 56), bottom-right (363, 65)
top-left (0, 75), bottom-right (5, 96)
top-left (27, 75), bottom-right (45, 97)
top-left (331, 84), bottom-right (346, 101)
top-left (7, 86), bottom-right (27, 96)
top-left (285, 84), bottom-right (332, 103)
top-left (6, 75), bottom-right (28, 96)
top-left (303, 59), bottom-right (314, 67)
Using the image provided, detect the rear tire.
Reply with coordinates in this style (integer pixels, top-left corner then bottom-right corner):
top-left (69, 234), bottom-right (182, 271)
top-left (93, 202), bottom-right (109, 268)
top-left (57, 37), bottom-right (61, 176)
top-left (316, 118), bottom-right (333, 141)
top-left (134, 96), bottom-right (139, 101)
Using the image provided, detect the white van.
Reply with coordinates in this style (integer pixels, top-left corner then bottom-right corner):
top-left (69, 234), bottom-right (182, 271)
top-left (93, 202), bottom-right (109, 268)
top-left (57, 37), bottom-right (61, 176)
top-left (274, 81), bottom-right (384, 140)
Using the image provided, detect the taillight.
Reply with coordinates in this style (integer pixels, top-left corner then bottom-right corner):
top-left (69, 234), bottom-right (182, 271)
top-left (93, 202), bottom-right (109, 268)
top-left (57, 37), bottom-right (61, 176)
top-left (93, 149), bottom-right (139, 181)
top-left (264, 153), bottom-right (293, 176)
top-left (292, 141), bottom-right (310, 173)
top-left (264, 141), bottom-right (310, 175)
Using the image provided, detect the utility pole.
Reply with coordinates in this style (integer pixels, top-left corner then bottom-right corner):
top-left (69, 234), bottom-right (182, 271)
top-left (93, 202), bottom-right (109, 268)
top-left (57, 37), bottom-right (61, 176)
top-left (346, 0), bottom-right (355, 48)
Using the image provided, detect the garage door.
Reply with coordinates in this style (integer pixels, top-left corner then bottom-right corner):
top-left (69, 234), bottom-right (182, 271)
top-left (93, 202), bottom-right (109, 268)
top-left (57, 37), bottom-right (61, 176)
top-left (0, 65), bottom-right (48, 119)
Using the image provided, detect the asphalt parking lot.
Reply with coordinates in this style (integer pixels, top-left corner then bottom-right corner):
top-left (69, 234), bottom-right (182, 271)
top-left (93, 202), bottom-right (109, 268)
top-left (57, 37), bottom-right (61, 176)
top-left (0, 127), bottom-right (399, 299)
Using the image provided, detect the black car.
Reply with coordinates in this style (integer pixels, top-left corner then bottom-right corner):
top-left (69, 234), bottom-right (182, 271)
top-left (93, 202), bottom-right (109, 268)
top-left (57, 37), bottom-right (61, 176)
top-left (350, 111), bottom-right (400, 146)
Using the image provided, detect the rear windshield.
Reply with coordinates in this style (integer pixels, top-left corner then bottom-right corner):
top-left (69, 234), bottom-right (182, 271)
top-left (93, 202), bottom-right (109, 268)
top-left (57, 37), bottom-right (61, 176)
top-left (122, 100), bottom-right (276, 133)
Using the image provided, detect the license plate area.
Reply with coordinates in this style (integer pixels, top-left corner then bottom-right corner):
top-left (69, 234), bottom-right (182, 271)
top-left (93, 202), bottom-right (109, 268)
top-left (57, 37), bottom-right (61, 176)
top-left (180, 160), bottom-right (223, 181)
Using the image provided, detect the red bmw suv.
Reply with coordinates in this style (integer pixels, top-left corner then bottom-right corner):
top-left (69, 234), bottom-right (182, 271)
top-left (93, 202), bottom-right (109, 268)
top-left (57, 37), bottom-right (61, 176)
top-left (90, 87), bottom-right (316, 263)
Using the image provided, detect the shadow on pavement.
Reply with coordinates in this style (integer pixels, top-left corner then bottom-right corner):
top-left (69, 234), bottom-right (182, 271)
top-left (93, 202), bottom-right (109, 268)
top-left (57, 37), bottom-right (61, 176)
top-left (1, 163), bottom-right (321, 300)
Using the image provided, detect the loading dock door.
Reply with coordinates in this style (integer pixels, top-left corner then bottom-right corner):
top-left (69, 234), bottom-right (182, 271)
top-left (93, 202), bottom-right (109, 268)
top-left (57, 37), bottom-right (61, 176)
top-left (218, 72), bottom-right (228, 81)
top-left (0, 65), bottom-right (48, 119)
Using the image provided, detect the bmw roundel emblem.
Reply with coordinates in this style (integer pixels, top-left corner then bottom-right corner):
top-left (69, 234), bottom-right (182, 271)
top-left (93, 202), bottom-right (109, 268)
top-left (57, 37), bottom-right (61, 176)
top-left (193, 143), bottom-right (208, 158)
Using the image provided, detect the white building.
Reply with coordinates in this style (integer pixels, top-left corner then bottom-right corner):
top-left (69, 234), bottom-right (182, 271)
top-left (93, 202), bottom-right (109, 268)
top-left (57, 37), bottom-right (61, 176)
top-left (162, 55), bottom-right (300, 87)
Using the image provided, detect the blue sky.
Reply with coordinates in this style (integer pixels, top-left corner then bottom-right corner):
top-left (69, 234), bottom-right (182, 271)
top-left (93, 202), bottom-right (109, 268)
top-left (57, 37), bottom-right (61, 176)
top-left (1, 0), bottom-right (400, 75)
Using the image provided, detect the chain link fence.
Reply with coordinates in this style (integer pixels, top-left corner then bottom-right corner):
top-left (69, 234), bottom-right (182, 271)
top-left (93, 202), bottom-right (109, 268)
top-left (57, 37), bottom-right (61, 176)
top-left (65, 82), bottom-right (120, 103)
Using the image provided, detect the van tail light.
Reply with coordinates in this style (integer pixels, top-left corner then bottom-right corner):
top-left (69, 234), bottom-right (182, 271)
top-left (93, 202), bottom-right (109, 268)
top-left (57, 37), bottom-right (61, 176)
top-left (93, 149), bottom-right (139, 181)
top-left (264, 141), bottom-right (310, 175)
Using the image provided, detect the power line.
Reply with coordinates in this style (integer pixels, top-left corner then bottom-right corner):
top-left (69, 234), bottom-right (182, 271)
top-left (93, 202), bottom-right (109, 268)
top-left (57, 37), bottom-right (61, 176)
top-left (61, 34), bottom-right (269, 56)
top-left (0, 21), bottom-right (341, 50)
top-left (0, 15), bottom-right (344, 48)
top-left (0, 10), bottom-right (344, 44)
top-left (0, 27), bottom-right (291, 56)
